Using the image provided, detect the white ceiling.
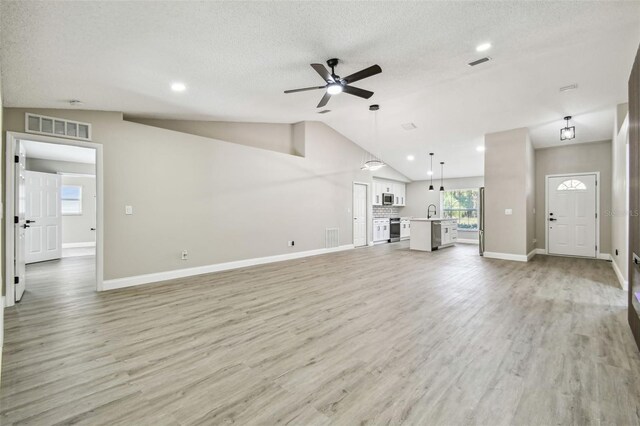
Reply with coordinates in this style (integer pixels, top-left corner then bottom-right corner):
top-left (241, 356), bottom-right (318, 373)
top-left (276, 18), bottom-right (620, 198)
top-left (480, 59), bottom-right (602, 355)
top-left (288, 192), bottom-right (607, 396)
top-left (2, 2), bottom-right (639, 180)
top-left (22, 140), bottom-right (96, 164)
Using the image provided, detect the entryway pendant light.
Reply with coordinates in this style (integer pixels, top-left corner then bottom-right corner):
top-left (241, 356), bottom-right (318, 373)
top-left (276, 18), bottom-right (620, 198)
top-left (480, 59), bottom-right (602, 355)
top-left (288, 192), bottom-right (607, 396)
top-left (428, 153), bottom-right (435, 191)
top-left (361, 104), bottom-right (386, 171)
top-left (560, 116), bottom-right (575, 141)
top-left (439, 162), bottom-right (445, 191)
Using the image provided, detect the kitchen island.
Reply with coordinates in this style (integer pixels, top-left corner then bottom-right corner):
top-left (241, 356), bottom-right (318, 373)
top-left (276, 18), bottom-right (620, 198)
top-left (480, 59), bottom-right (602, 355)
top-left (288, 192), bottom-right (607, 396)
top-left (409, 218), bottom-right (458, 252)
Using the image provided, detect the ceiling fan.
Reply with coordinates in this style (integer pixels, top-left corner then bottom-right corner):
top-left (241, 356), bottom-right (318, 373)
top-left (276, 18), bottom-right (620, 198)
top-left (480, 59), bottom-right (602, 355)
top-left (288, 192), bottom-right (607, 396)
top-left (284, 58), bottom-right (382, 108)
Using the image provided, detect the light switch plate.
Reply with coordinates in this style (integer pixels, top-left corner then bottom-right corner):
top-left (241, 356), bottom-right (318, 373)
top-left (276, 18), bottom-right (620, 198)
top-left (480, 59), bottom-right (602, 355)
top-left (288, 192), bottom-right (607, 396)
top-left (505, 208), bottom-right (513, 215)
top-left (125, 205), bottom-right (133, 215)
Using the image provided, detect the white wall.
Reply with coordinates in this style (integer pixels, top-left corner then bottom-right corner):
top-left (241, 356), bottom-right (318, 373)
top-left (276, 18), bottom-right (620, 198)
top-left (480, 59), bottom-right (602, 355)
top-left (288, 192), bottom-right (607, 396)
top-left (26, 158), bottom-right (95, 175)
top-left (611, 103), bottom-right (629, 287)
top-left (3, 108), bottom-right (409, 282)
top-left (535, 140), bottom-right (612, 254)
top-left (61, 175), bottom-right (97, 245)
top-left (404, 176), bottom-right (484, 241)
top-left (484, 128), bottom-right (532, 257)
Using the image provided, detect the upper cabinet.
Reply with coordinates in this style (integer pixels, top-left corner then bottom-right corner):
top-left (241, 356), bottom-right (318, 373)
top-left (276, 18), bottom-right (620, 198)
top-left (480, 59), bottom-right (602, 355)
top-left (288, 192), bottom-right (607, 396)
top-left (372, 178), bottom-right (406, 206)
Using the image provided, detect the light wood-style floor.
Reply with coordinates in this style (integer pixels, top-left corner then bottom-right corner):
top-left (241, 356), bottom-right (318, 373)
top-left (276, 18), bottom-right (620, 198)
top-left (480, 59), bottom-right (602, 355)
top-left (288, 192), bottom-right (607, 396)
top-left (2, 243), bottom-right (640, 425)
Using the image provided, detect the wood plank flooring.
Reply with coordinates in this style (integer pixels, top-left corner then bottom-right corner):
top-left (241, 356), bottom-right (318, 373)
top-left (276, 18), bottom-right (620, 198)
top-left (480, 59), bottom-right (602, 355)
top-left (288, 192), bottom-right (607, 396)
top-left (2, 243), bottom-right (640, 425)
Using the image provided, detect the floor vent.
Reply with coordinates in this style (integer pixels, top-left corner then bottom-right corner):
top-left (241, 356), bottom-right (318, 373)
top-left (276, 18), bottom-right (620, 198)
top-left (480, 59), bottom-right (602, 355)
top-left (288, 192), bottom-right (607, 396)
top-left (325, 228), bottom-right (340, 248)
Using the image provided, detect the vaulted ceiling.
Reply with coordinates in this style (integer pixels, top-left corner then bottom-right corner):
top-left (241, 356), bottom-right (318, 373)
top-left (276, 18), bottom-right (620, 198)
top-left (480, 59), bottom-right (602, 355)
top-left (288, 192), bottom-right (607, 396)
top-left (2, 1), bottom-right (639, 179)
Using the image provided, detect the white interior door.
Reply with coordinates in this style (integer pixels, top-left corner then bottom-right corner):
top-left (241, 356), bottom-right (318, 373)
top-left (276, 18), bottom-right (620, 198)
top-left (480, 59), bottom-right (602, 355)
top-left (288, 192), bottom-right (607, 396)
top-left (25, 171), bottom-right (62, 264)
top-left (14, 142), bottom-right (27, 301)
top-left (353, 183), bottom-right (367, 247)
top-left (547, 174), bottom-right (597, 258)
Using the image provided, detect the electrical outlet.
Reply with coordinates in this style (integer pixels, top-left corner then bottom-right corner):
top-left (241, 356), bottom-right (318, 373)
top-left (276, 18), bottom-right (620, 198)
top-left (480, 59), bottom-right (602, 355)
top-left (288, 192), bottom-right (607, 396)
top-left (181, 250), bottom-right (188, 260)
top-left (125, 205), bottom-right (133, 215)
top-left (504, 208), bottom-right (513, 215)
top-left (288, 241), bottom-right (295, 247)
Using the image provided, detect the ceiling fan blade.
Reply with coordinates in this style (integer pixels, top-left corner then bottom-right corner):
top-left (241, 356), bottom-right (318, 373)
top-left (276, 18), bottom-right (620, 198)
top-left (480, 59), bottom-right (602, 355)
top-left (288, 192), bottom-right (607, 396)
top-left (343, 64), bottom-right (382, 84)
top-left (311, 63), bottom-right (334, 83)
top-left (342, 85), bottom-right (374, 99)
top-left (284, 85), bottom-right (325, 94)
top-left (317, 91), bottom-right (331, 108)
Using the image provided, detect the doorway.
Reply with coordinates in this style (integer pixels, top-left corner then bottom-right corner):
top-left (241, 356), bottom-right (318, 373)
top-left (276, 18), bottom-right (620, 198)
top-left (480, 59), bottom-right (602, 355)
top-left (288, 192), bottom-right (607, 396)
top-left (5, 132), bottom-right (103, 306)
top-left (353, 182), bottom-right (368, 247)
top-left (546, 173), bottom-right (599, 258)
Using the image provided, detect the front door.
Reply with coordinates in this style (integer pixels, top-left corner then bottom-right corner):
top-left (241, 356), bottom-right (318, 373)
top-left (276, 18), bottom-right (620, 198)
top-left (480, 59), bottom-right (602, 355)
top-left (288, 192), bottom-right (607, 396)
top-left (14, 142), bottom-right (27, 301)
top-left (353, 183), bottom-right (367, 247)
top-left (547, 174), bottom-right (597, 258)
top-left (25, 171), bottom-right (62, 264)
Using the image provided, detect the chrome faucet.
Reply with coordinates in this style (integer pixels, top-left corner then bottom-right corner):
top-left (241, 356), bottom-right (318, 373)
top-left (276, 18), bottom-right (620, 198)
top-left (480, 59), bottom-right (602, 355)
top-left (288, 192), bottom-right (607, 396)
top-left (427, 204), bottom-right (437, 219)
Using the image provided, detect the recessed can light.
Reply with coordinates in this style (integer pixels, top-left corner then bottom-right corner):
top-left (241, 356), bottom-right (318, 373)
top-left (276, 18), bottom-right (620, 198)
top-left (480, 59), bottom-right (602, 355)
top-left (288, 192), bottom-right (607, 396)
top-left (427, 170), bottom-right (434, 176)
top-left (407, 155), bottom-right (415, 161)
top-left (476, 42), bottom-right (492, 52)
top-left (476, 146), bottom-right (485, 152)
top-left (171, 82), bottom-right (186, 92)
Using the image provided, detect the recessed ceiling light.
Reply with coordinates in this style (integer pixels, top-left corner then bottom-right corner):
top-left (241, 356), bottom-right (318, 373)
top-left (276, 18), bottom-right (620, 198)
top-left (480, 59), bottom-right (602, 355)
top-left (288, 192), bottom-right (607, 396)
top-left (476, 42), bottom-right (492, 52)
top-left (402, 123), bottom-right (417, 131)
top-left (171, 82), bottom-right (186, 92)
top-left (476, 146), bottom-right (485, 152)
top-left (407, 155), bottom-right (415, 161)
top-left (427, 171), bottom-right (434, 176)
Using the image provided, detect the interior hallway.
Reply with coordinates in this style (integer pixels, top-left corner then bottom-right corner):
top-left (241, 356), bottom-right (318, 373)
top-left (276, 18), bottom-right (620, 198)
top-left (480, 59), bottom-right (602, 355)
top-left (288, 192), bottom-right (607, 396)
top-left (1, 243), bottom-right (639, 425)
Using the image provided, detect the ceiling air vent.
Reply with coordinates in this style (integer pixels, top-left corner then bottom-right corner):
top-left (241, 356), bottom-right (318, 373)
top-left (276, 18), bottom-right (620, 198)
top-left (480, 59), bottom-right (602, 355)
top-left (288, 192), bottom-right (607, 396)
top-left (317, 109), bottom-right (331, 114)
top-left (559, 84), bottom-right (578, 92)
top-left (468, 57), bottom-right (491, 67)
top-left (401, 123), bottom-right (417, 130)
top-left (25, 113), bottom-right (92, 141)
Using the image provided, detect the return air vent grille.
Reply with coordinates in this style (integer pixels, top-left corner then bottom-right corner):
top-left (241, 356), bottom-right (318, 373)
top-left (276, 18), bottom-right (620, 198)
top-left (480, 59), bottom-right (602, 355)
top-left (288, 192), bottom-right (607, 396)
top-left (325, 228), bottom-right (340, 248)
top-left (468, 57), bottom-right (491, 67)
top-left (25, 113), bottom-right (92, 141)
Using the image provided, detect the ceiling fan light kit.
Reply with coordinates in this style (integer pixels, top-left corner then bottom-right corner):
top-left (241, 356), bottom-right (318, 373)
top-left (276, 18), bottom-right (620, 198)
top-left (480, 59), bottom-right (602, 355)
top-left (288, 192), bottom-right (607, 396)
top-left (284, 58), bottom-right (382, 108)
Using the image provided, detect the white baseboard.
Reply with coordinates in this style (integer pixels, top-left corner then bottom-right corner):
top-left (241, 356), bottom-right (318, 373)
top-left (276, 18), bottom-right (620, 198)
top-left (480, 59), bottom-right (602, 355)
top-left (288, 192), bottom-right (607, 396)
top-left (597, 253), bottom-right (611, 261)
top-left (611, 258), bottom-right (628, 291)
top-left (103, 244), bottom-right (355, 291)
top-left (1, 295), bottom-right (4, 371)
top-left (527, 249), bottom-right (537, 261)
top-left (534, 248), bottom-right (547, 255)
top-left (483, 251), bottom-right (529, 262)
top-left (62, 242), bottom-right (96, 248)
top-left (457, 239), bottom-right (479, 244)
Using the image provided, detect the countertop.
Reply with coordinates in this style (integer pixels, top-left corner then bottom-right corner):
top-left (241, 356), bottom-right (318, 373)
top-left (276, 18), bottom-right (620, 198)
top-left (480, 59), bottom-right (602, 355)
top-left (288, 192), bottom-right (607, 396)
top-left (410, 218), bottom-right (458, 222)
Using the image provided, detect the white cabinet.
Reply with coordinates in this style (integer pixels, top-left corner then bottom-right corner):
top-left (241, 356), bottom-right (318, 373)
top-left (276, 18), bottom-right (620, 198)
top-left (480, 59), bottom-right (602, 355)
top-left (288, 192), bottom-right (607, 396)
top-left (373, 181), bottom-right (383, 206)
top-left (373, 218), bottom-right (390, 242)
top-left (372, 179), bottom-right (407, 206)
top-left (400, 218), bottom-right (411, 240)
top-left (440, 220), bottom-right (458, 246)
top-left (393, 182), bottom-right (406, 206)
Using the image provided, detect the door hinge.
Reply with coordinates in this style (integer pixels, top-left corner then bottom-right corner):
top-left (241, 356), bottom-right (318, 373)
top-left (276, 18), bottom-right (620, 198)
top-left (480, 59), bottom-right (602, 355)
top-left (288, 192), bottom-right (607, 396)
top-left (14, 276), bottom-right (19, 284)
top-left (14, 155), bottom-right (19, 163)
top-left (596, 245), bottom-right (598, 251)
top-left (595, 212), bottom-right (598, 218)
top-left (14, 215), bottom-right (18, 224)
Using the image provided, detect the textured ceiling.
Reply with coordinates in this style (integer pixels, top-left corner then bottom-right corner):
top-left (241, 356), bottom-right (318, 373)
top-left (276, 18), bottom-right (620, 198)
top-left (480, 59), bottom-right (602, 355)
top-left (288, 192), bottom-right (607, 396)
top-left (1, 1), bottom-right (639, 179)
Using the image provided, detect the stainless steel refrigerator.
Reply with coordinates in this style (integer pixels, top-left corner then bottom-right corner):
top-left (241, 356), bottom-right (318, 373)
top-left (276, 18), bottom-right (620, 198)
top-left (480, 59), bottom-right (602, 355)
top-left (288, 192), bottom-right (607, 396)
top-left (479, 187), bottom-right (485, 256)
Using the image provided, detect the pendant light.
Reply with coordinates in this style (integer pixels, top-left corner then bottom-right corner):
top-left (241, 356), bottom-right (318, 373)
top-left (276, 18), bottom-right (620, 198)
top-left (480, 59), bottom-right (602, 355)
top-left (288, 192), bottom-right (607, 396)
top-left (361, 104), bottom-right (386, 171)
top-left (439, 162), bottom-right (445, 191)
top-left (428, 153), bottom-right (434, 191)
top-left (560, 115), bottom-right (575, 141)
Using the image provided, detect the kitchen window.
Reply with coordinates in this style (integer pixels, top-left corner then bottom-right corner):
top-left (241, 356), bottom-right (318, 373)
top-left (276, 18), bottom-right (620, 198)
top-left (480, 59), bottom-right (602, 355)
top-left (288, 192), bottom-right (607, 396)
top-left (441, 188), bottom-right (479, 230)
top-left (61, 185), bottom-right (82, 215)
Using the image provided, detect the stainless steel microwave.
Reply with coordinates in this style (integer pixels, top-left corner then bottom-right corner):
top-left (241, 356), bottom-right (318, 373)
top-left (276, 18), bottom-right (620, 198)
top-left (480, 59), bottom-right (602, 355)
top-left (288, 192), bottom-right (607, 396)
top-left (382, 193), bottom-right (394, 205)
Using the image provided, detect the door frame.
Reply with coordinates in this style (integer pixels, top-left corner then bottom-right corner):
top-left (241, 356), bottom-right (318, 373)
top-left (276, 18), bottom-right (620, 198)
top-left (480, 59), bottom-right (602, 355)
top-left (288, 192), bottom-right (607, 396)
top-left (352, 181), bottom-right (370, 247)
top-left (544, 172), bottom-right (600, 258)
top-left (5, 131), bottom-right (104, 307)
